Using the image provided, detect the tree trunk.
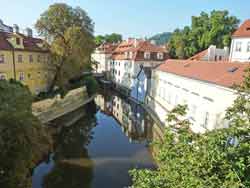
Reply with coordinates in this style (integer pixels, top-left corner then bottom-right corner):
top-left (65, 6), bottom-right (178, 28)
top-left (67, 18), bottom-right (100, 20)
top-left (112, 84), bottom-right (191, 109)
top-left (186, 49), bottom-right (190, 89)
top-left (48, 58), bottom-right (65, 92)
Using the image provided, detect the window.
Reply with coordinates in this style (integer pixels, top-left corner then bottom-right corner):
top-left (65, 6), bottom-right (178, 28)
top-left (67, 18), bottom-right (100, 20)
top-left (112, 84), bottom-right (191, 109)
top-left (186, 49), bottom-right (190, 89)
top-left (235, 42), bottom-right (242, 52)
top-left (129, 52), bottom-right (133, 59)
top-left (190, 105), bottom-right (197, 120)
top-left (37, 55), bottom-right (41, 63)
top-left (202, 112), bottom-right (209, 129)
top-left (0, 73), bottom-right (6, 80)
top-left (0, 55), bottom-right (4, 64)
top-left (18, 55), bottom-right (22, 63)
top-left (29, 55), bottom-right (33, 63)
top-left (144, 52), bottom-right (151, 59)
top-left (247, 42), bottom-right (250, 52)
top-left (175, 94), bottom-right (179, 106)
top-left (157, 53), bottom-right (164, 60)
top-left (19, 72), bottom-right (25, 81)
top-left (16, 38), bottom-right (20, 45)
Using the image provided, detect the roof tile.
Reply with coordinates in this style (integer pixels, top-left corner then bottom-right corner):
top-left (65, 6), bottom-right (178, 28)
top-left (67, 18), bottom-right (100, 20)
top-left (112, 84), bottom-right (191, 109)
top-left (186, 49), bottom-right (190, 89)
top-left (232, 19), bottom-right (250, 38)
top-left (156, 59), bottom-right (250, 88)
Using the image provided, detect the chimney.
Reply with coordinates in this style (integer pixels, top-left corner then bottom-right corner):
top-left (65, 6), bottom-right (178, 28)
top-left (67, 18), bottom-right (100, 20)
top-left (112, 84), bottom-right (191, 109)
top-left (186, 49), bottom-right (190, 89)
top-left (13, 24), bottom-right (19, 33)
top-left (208, 45), bottom-right (216, 61)
top-left (150, 40), bottom-right (156, 45)
top-left (134, 38), bottom-right (138, 47)
top-left (25, 27), bottom-right (33, 37)
top-left (224, 46), bottom-right (229, 54)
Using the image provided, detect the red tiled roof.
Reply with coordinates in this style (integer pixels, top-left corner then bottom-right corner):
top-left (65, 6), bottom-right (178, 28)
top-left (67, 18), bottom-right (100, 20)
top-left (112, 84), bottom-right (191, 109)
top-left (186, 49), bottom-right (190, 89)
top-left (112, 39), bottom-right (167, 61)
top-left (156, 59), bottom-right (250, 88)
top-left (97, 43), bottom-right (119, 54)
top-left (0, 31), bottom-right (48, 52)
top-left (188, 49), bottom-right (208, 60)
top-left (232, 19), bottom-right (250, 38)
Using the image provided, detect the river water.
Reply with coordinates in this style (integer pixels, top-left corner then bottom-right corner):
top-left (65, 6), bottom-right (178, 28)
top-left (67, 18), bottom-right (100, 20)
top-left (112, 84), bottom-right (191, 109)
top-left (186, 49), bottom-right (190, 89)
top-left (32, 89), bottom-right (161, 188)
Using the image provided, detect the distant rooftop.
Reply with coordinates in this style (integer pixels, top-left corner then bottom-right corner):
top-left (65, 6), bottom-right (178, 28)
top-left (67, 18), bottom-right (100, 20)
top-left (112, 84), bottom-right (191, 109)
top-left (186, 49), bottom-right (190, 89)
top-left (232, 19), bottom-right (250, 38)
top-left (157, 59), bottom-right (250, 88)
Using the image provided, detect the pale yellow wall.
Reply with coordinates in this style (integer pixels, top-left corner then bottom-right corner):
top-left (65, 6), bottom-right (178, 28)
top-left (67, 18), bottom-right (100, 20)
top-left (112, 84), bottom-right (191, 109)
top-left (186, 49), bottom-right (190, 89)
top-left (0, 49), bottom-right (53, 94)
top-left (0, 50), bottom-right (15, 79)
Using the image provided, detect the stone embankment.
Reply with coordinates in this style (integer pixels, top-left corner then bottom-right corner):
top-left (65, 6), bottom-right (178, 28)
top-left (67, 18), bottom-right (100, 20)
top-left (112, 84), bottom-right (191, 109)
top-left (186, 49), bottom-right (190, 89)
top-left (32, 87), bottom-right (94, 124)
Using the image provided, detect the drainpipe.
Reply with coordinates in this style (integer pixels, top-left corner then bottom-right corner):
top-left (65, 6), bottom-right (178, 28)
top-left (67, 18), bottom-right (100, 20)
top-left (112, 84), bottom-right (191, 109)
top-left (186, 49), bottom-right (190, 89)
top-left (11, 47), bottom-right (16, 80)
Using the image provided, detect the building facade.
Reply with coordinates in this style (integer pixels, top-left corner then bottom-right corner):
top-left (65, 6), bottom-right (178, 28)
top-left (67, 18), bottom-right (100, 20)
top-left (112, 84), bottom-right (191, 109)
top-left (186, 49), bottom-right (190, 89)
top-left (0, 24), bottom-right (53, 94)
top-left (147, 59), bottom-right (249, 133)
top-left (111, 38), bottom-right (168, 91)
top-left (91, 43), bottom-right (118, 75)
top-left (229, 19), bottom-right (250, 62)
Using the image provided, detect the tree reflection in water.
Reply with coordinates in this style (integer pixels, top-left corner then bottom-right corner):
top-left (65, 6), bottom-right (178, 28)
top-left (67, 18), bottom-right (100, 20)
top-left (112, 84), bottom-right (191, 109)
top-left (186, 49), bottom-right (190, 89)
top-left (43, 102), bottom-right (97, 188)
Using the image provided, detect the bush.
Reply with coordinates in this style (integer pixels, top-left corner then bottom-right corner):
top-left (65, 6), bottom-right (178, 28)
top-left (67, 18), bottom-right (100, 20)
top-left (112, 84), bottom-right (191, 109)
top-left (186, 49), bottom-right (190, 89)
top-left (84, 76), bottom-right (98, 96)
top-left (0, 80), bottom-right (51, 188)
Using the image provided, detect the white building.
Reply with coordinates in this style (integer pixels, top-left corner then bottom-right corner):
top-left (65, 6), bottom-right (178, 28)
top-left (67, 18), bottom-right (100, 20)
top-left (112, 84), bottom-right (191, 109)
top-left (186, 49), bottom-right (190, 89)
top-left (189, 45), bottom-right (229, 61)
top-left (91, 43), bottom-right (118, 74)
top-left (147, 59), bottom-right (249, 133)
top-left (229, 19), bottom-right (250, 62)
top-left (111, 38), bottom-right (168, 90)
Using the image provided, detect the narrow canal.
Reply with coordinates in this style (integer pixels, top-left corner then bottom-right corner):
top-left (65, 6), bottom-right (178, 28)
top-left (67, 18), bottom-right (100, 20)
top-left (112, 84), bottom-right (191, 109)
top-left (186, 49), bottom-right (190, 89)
top-left (32, 89), bottom-right (162, 188)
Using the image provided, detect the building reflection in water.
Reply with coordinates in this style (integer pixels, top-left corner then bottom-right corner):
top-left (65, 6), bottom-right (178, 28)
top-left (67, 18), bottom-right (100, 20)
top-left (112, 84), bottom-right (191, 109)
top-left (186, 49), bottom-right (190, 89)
top-left (95, 91), bottom-right (154, 144)
top-left (33, 91), bottom-right (160, 188)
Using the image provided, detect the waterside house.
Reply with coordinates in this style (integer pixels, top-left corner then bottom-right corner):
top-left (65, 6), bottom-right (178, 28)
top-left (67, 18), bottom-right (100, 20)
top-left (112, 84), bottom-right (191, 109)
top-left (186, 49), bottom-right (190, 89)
top-left (111, 38), bottom-right (168, 92)
top-left (147, 59), bottom-right (249, 133)
top-left (0, 22), bottom-right (53, 94)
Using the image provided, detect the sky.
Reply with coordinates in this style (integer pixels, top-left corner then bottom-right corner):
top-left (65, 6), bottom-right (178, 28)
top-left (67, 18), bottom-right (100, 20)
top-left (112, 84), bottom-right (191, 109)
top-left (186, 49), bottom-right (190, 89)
top-left (0, 0), bottom-right (250, 38)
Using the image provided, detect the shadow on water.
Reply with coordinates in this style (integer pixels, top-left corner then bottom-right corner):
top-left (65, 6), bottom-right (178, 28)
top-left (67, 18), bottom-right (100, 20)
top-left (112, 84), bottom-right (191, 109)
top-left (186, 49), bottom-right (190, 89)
top-left (32, 88), bottom-right (158, 188)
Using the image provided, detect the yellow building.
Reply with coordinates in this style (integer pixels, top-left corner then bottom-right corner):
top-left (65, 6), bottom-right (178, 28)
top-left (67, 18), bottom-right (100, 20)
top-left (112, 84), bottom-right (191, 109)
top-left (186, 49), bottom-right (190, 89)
top-left (0, 26), bottom-right (53, 94)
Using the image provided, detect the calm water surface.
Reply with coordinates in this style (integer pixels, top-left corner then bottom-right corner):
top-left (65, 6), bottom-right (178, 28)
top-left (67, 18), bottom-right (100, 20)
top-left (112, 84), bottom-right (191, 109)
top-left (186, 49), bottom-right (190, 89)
top-left (32, 90), bottom-right (158, 188)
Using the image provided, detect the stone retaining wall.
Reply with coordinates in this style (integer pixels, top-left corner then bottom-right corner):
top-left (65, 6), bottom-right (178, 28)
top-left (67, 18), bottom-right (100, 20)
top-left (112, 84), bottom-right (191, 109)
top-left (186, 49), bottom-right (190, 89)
top-left (32, 87), bottom-right (93, 124)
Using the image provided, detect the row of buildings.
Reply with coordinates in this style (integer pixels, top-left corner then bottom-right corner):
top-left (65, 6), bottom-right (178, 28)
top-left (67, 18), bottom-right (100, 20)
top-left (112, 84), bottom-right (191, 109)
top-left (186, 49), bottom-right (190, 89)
top-left (92, 19), bottom-right (250, 133)
top-left (0, 20), bottom-right (52, 94)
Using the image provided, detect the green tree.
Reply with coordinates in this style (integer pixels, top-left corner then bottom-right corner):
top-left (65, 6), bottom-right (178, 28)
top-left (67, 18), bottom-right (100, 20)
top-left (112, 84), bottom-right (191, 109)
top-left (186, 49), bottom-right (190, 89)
top-left (149, 32), bottom-right (172, 46)
top-left (130, 69), bottom-right (250, 187)
top-left (168, 10), bottom-right (239, 59)
top-left (95, 35), bottom-right (106, 46)
top-left (0, 80), bottom-right (51, 188)
top-left (35, 3), bottom-right (95, 90)
top-left (95, 33), bottom-right (122, 46)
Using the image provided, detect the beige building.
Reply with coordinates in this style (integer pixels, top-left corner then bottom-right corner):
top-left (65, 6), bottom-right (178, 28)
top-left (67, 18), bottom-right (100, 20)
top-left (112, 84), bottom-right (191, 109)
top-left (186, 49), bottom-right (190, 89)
top-left (0, 23), bottom-right (53, 94)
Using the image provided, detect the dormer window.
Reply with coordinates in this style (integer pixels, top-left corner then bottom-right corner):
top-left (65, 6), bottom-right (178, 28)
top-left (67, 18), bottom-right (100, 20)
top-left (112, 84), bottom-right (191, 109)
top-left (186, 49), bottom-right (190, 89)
top-left (129, 51), bottom-right (133, 59)
top-left (16, 38), bottom-right (20, 45)
top-left (157, 52), bottom-right (164, 60)
top-left (125, 52), bottom-right (129, 59)
top-left (144, 52), bottom-right (151, 59)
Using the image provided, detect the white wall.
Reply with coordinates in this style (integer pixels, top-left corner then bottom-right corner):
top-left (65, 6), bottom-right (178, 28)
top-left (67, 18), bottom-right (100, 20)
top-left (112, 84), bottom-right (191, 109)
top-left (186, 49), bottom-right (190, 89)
top-left (91, 52), bottom-right (111, 73)
top-left (230, 37), bottom-right (250, 62)
top-left (147, 70), bottom-right (237, 133)
top-left (112, 60), bottom-right (162, 89)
